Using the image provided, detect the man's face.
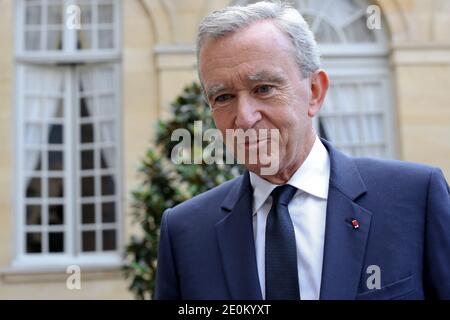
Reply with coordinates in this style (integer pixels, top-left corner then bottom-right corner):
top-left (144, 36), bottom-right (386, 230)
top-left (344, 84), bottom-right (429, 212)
top-left (199, 21), bottom-right (317, 179)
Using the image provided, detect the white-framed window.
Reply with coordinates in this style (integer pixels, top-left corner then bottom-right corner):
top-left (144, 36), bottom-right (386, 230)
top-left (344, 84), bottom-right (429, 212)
top-left (16, 0), bottom-right (121, 63)
top-left (14, 0), bottom-right (122, 267)
top-left (237, 0), bottom-right (397, 158)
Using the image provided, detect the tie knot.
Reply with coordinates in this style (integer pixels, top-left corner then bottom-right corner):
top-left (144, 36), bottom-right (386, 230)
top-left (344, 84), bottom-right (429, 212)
top-left (271, 184), bottom-right (297, 206)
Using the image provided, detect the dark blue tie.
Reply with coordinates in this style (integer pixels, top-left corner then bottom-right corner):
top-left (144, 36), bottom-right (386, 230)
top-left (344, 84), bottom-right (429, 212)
top-left (265, 184), bottom-right (300, 300)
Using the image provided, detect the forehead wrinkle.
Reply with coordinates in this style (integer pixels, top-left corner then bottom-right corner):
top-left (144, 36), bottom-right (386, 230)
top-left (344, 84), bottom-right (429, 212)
top-left (247, 70), bottom-right (287, 84)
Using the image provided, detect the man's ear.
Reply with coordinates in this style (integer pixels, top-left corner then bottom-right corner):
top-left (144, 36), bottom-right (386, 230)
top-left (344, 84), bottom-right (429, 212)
top-left (308, 70), bottom-right (329, 117)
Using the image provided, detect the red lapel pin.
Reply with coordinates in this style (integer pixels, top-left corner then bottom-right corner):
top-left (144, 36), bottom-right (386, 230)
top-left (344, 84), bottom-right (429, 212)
top-left (351, 219), bottom-right (360, 229)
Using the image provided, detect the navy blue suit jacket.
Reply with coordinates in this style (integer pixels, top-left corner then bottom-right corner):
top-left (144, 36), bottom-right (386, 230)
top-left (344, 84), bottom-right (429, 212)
top-left (155, 140), bottom-right (450, 300)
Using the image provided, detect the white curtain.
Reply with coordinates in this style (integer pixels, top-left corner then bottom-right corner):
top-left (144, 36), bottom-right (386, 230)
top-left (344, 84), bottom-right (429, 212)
top-left (79, 65), bottom-right (116, 169)
top-left (25, 66), bottom-right (65, 185)
top-left (47, 30), bottom-right (63, 50)
top-left (320, 82), bottom-right (386, 157)
top-left (24, 3), bottom-right (41, 50)
top-left (320, 84), bottom-right (338, 142)
top-left (361, 83), bottom-right (385, 157)
top-left (25, 3), bottom-right (41, 25)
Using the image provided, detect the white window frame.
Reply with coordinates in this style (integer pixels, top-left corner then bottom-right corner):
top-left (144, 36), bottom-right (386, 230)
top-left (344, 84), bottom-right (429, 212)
top-left (15, 0), bottom-right (122, 64)
top-left (13, 0), bottom-right (123, 269)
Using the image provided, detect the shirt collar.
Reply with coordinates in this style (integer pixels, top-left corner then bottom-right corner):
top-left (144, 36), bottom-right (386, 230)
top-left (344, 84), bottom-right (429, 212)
top-left (249, 136), bottom-right (330, 215)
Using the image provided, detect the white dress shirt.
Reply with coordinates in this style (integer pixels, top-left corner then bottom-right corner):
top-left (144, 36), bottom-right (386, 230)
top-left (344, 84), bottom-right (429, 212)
top-left (249, 136), bottom-right (330, 300)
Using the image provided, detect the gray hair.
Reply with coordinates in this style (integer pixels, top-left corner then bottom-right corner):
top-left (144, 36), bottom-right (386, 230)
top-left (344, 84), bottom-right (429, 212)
top-left (196, 1), bottom-right (321, 79)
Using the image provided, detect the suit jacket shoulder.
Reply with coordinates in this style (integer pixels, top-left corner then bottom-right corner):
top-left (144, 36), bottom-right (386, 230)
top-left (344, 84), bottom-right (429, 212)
top-left (166, 174), bottom-right (243, 230)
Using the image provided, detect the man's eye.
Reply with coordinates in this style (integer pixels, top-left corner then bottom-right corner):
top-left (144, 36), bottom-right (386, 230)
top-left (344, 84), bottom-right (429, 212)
top-left (215, 94), bottom-right (233, 103)
top-left (255, 85), bottom-right (273, 94)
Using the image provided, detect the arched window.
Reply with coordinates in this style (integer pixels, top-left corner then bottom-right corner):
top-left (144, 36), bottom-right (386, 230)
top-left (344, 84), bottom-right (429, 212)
top-left (235, 0), bottom-right (396, 158)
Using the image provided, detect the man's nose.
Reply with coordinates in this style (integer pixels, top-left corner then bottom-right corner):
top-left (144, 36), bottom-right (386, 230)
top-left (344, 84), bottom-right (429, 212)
top-left (234, 96), bottom-right (262, 129)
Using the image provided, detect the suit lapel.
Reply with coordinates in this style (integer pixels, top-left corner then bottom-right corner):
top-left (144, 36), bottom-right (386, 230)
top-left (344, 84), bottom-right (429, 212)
top-left (215, 171), bottom-right (262, 300)
top-left (319, 184), bottom-right (373, 299)
top-left (319, 139), bottom-right (373, 299)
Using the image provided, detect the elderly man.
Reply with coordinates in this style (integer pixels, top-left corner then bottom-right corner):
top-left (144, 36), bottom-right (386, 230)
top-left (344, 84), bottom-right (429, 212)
top-left (155, 1), bottom-right (450, 300)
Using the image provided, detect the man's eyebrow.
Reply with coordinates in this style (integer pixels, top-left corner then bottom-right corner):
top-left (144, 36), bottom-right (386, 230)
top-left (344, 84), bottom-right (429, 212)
top-left (205, 71), bottom-right (286, 101)
top-left (206, 83), bottom-right (226, 101)
top-left (247, 71), bottom-right (287, 84)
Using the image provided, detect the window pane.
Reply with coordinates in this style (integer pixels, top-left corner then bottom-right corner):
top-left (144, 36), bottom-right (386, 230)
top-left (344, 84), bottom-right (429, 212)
top-left (47, 5), bottom-right (63, 25)
top-left (49, 232), bottom-right (64, 253)
top-left (101, 175), bottom-right (115, 196)
top-left (48, 124), bottom-right (63, 144)
top-left (102, 230), bottom-right (116, 251)
top-left (48, 177), bottom-right (64, 198)
top-left (25, 30), bottom-right (41, 50)
top-left (25, 5), bottom-right (41, 25)
top-left (25, 124), bottom-right (43, 144)
top-left (98, 29), bottom-right (114, 49)
top-left (81, 150), bottom-right (94, 170)
top-left (100, 148), bottom-right (115, 169)
top-left (48, 151), bottom-right (64, 171)
top-left (25, 97), bottom-right (42, 120)
top-left (80, 98), bottom-right (89, 117)
top-left (99, 121), bottom-right (115, 142)
top-left (361, 114), bottom-right (384, 143)
top-left (98, 4), bottom-right (113, 23)
top-left (82, 231), bottom-right (96, 252)
top-left (54, 98), bottom-right (64, 118)
top-left (47, 29), bottom-right (63, 50)
top-left (98, 95), bottom-right (114, 115)
top-left (77, 30), bottom-right (92, 50)
top-left (81, 123), bottom-right (94, 143)
top-left (79, 4), bottom-right (92, 24)
top-left (25, 150), bottom-right (42, 171)
top-left (26, 205), bottom-right (41, 225)
top-left (343, 18), bottom-right (377, 43)
top-left (26, 232), bottom-right (42, 253)
top-left (26, 177), bottom-right (41, 198)
top-left (101, 202), bottom-right (115, 223)
top-left (82, 204), bottom-right (95, 224)
top-left (49, 205), bottom-right (64, 225)
top-left (96, 68), bottom-right (114, 91)
top-left (315, 22), bottom-right (341, 43)
top-left (81, 177), bottom-right (95, 197)
top-left (80, 97), bottom-right (94, 117)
